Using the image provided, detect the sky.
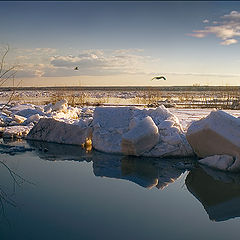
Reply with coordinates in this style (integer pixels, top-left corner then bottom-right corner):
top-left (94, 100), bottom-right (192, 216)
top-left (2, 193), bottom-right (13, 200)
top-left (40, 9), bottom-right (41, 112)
top-left (1, 1), bottom-right (240, 87)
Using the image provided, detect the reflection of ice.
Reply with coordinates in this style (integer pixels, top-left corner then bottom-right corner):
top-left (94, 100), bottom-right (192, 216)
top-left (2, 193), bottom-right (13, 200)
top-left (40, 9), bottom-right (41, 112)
top-left (28, 140), bottom-right (186, 189)
top-left (0, 143), bottom-right (33, 155)
top-left (186, 166), bottom-right (240, 222)
top-left (93, 155), bottom-right (159, 188)
top-left (27, 140), bottom-right (93, 162)
top-left (93, 154), bottom-right (185, 189)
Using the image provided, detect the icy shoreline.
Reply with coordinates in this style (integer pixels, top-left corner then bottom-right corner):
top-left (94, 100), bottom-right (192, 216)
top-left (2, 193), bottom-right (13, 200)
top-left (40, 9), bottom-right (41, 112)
top-left (1, 99), bottom-right (240, 172)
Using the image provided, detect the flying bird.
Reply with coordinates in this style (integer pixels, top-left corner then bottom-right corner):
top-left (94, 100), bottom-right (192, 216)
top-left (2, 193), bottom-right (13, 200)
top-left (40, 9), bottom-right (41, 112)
top-left (74, 67), bottom-right (79, 70)
top-left (151, 76), bottom-right (167, 81)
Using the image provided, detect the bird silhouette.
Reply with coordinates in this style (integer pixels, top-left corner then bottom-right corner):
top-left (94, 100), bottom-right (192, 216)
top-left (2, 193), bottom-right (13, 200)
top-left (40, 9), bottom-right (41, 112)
top-left (74, 67), bottom-right (79, 70)
top-left (152, 76), bottom-right (166, 81)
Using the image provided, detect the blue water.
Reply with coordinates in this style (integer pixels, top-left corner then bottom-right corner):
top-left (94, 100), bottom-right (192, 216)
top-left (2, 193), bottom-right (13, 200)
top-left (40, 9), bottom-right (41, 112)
top-left (0, 140), bottom-right (240, 240)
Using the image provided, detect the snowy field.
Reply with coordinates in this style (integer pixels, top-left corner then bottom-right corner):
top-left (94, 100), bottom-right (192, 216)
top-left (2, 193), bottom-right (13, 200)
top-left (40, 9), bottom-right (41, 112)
top-left (0, 87), bottom-right (240, 108)
top-left (171, 108), bottom-right (240, 130)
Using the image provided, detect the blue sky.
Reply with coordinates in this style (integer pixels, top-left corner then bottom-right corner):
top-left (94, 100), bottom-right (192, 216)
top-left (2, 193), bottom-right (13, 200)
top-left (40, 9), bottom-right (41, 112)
top-left (1, 1), bottom-right (240, 86)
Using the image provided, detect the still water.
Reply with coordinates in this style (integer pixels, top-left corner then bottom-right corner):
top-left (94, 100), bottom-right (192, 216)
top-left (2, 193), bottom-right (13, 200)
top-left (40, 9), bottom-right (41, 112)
top-left (0, 140), bottom-right (240, 240)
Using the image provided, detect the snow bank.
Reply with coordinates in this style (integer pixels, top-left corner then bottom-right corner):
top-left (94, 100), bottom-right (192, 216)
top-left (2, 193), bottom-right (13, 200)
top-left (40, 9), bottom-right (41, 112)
top-left (0, 99), bottom-right (85, 140)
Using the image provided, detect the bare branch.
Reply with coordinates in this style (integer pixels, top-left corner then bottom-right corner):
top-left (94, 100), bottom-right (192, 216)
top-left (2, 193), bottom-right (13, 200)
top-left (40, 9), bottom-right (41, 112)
top-left (0, 66), bottom-right (16, 79)
top-left (1, 79), bottom-right (22, 110)
top-left (0, 160), bottom-right (35, 186)
top-left (0, 71), bottom-right (17, 86)
top-left (0, 45), bottom-right (9, 76)
top-left (0, 45), bottom-right (21, 107)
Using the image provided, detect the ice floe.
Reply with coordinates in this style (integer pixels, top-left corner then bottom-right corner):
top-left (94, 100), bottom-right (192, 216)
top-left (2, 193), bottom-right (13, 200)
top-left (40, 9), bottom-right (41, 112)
top-left (187, 110), bottom-right (240, 172)
top-left (26, 118), bottom-right (91, 146)
top-left (91, 106), bottom-right (193, 157)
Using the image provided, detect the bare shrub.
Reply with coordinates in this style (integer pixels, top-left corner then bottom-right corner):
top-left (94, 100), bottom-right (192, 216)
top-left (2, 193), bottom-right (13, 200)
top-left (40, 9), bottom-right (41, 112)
top-left (0, 45), bottom-right (21, 110)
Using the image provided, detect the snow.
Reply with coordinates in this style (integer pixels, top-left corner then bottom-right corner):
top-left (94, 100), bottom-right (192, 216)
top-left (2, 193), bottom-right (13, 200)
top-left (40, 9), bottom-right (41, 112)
top-left (3, 125), bottom-right (33, 139)
top-left (12, 114), bottom-right (27, 124)
top-left (14, 108), bottom-right (45, 118)
top-left (26, 114), bottom-right (41, 124)
top-left (52, 99), bottom-right (68, 112)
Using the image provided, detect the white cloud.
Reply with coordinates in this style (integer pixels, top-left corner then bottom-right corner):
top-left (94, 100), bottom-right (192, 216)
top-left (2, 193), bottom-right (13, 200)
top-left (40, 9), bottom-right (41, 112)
top-left (12, 48), bottom-right (159, 78)
top-left (47, 49), bottom-right (151, 77)
top-left (203, 19), bottom-right (209, 23)
top-left (16, 63), bottom-right (46, 78)
top-left (187, 32), bottom-right (205, 38)
top-left (189, 10), bottom-right (240, 45)
top-left (220, 38), bottom-right (238, 45)
top-left (150, 72), bottom-right (240, 78)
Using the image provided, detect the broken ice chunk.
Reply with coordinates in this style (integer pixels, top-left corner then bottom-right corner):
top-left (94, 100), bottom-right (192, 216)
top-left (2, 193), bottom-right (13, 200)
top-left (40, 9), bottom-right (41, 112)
top-left (121, 116), bottom-right (159, 156)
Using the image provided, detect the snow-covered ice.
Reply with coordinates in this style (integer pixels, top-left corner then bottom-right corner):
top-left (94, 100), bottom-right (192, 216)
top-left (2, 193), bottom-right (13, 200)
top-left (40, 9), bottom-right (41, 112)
top-left (1, 97), bottom-right (240, 172)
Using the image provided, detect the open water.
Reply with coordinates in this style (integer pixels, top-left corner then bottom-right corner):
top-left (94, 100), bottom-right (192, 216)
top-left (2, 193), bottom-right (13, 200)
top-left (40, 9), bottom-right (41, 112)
top-left (0, 140), bottom-right (240, 240)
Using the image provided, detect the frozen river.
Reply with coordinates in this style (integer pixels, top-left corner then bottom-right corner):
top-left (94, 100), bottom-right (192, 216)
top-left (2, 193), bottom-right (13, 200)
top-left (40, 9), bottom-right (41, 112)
top-left (0, 140), bottom-right (240, 240)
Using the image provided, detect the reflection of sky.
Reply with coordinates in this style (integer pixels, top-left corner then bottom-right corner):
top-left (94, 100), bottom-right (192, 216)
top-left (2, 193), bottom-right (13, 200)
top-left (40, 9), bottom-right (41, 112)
top-left (1, 1), bottom-right (240, 86)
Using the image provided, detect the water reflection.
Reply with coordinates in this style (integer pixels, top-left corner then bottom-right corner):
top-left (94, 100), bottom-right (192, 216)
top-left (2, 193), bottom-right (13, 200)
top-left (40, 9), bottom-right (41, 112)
top-left (28, 140), bottom-right (93, 162)
top-left (28, 140), bottom-right (185, 189)
top-left (93, 155), bottom-right (160, 189)
top-left (26, 140), bottom-right (240, 222)
top-left (186, 166), bottom-right (240, 222)
top-left (0, 159), bottom-right (34, 226)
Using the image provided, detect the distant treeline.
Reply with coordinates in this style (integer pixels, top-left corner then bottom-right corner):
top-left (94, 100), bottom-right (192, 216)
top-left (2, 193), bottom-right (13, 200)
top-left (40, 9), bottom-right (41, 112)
top-left (0, 86), bottom-right (240, 92)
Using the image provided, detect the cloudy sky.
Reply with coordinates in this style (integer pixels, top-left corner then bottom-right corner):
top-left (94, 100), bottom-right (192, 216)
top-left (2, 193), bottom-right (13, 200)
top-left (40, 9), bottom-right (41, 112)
top-left (1, 1), bottom-right (240, 86)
